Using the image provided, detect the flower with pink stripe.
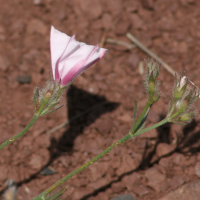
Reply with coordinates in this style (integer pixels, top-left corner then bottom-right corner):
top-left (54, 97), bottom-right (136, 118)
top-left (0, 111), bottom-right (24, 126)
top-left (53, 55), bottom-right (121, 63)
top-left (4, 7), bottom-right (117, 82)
top-left (50, 26), bottom-right (107, 86)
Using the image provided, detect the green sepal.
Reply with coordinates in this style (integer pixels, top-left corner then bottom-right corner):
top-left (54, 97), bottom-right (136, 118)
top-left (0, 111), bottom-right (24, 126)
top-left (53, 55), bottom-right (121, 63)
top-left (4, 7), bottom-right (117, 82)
top-left (40, 105), bottom-right (64, 116)
top-left (168, 100), bottom-right (171, 116)
top-left (33, 87), bottom-right (40, 107)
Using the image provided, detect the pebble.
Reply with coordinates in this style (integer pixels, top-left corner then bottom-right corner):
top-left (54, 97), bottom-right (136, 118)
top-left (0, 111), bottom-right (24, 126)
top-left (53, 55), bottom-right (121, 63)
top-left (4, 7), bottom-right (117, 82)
top-left (116, 154), bottom-right (142, 175)
top-left (77, 0), bottom-right (102, 20)
top-left (110, 194), bottom-right (135, 200)
top-left (0, 165), bottom-right (8, 181)
top-left (132, 184), bottom-right (149, 196)
top-left (115, 21), bottom-right (131, 35)
top-left (122, 173), bottom-right (141, 191)
top-left (170, 175), bottom-right (185, 190)
top-left (102, 13), bottom-right (112, 30)
top-left (111, 182), bottom-right (125, 193)
top-left (17, 75), bottom-right (31, 84)
top-left (195, 162), bottom-right (200, 177)
top-left (0, 55), bottom-right (9, 71)
top-left (129, 13), bottom-right (143, 29)
top-left (33, 0), bottom-right (42, 5)
top-left (158, 180), bottom-right (200, 200)
top-left (156, 143), bottom-right (175, 158)
top-left (145, 166), bottom-right (166, 191)
top-left (142, 0), bottom-right (154, 10)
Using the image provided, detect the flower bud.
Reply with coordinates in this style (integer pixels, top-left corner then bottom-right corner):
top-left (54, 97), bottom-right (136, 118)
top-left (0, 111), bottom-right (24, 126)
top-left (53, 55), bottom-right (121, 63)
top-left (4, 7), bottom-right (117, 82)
top-left (176, 98), bottom-right (189, 114)
top-left (179, 112), bottom-right (195, 122)
top-left (174, 75), bottom-right (188, 101)
top-left (43, 89), bottom-right (53, 103)
top-left (144, 60), bottom-right (161, 104)
top-left (148, 73), bottom-right (156, 94)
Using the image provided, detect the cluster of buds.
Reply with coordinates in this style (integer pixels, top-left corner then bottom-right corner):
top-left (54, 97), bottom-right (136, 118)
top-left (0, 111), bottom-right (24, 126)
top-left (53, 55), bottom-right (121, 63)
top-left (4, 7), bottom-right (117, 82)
top-left (34, 26), bottom-right (107, 116)
top-left (168, 75), bottom-right (199, 124)
top-left (144, 60), bottom-right (161, 104)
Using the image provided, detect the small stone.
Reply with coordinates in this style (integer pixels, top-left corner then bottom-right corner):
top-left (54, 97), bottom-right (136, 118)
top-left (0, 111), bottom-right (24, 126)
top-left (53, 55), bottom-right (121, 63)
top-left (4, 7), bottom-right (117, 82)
top-left (89, 161), bottom-right (109, 182)
top-left (170, 175), bottom-right (185, 190)
top-left (77, 0), bottom-right (102, 20)
top-left (0, 25), bottom-right (6, 41)
top-left (142, 0), bottom-right (154, 10)
top-left (145, 166), bottom-right (166, 191)
top-left (3, 180), bottom-right (17, 200)
top-left (17, 75), bottom-right (31, 84)
top-left (28, 149), bottom-right (49, 170)
top-left (88, 178), bottom-right (108, 190)
top-left (140, 129), bottom-right (157, 138)
top-left (111, 182), bottom-right (125, 193)
top-left (117, 114), bottom-right (132, 123)
top-left (195, 162), bottom-right (200, 177)
top-left (95, 118), bottom-right (113, 134)
top-left (132, 184), bottom-right (149, 196)
top-left (156, 143), bottom-right (175, 157)
top-left (0, 165), bottom-right (8, 181)
top-left (33, 0), bottom-right (42, 5)
top-left (0, 55), bottom-right (9, 71)
top-left (178, 42), bottom-right (188, 53)
top-left (115, 21), bottom-right (131, 35)
top-left (102, 13), bottom-right (112, 30)
top-left (171, 153), bottom-right (186, 166)
top-left (116, 154), bottom-right (142, 175)
top-left (40, 166), bottom-right (58, 175)
top-left (159, 157), bottom-right (170, 167)
top-left (158, 180), bottom-right (200, 200)
top-left (110, 194), bottom-right (135, 200)
top-left (103, 0), bottom-right (122, 16)
top-left (122, 173), bottom-right (141, 191)
top-left (111, 156), bottom-right (121, 169)
top-left (129, 13), bottom-right (143, 29)
top-left (127, 53), bottom-right (140, 68)
top-left (72, 187), bottom-right (94, 200)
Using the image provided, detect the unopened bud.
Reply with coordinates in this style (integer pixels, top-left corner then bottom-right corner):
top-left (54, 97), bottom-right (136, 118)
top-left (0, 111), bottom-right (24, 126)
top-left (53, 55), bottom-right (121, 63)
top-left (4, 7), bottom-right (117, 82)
top-left (44, 89), bottom-right (53, 101)
top-left (148, 73), bottom-right (156, 94)
top-left (179, 112), bottom-right (195, 122)
top-left (174, 76), bottom-right (188, 101)
top-left (176, 98), bottom-right (189, 113)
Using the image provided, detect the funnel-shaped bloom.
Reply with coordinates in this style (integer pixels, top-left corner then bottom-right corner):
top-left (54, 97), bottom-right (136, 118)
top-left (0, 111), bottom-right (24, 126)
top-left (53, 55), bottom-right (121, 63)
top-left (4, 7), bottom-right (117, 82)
top-left (50, 26), bottom-right (107, 86)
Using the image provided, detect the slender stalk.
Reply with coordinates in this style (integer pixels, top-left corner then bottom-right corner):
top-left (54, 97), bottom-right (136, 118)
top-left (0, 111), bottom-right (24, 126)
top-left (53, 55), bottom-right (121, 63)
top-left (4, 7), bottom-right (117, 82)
top-left (0, 114), bottom-right (39, 150)
top-left (131, 118), bottom-right (169, 137)
top-left (131, 100), bottom-right (151, 132)
top-left (32, 117), bottom-right (169, 200)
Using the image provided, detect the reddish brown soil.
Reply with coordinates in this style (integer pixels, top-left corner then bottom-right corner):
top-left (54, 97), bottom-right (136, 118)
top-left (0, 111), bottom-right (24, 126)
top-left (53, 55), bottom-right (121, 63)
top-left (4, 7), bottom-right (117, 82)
top-left (0, 0), bottom-right (200, 200)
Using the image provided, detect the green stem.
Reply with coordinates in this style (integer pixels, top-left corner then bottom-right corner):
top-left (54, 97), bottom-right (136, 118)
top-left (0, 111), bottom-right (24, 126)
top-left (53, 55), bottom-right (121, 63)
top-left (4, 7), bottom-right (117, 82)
top-left (131, 117), bottom-right (169, 137)
top-left (0, 114), bottom-right (39, 150)
top-left (132, 100), bottom-right (151, 132)
top-left (32, 117), bottom-right (169, 200)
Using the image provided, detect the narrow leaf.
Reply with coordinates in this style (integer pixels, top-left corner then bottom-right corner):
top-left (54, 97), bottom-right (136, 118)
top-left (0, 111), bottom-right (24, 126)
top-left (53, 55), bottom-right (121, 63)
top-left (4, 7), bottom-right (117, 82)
top-left (40, 105), bottom-right (64, 116)
top-left (45, 187), bottom-right (68, 200)
top-left (132, 100), bottom-right (137, 128)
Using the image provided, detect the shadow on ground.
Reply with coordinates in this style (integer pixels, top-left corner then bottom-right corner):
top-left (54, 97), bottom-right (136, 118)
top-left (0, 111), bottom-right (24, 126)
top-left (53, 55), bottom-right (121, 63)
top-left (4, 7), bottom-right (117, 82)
top-left (0, 85), bottom-right (120, 196)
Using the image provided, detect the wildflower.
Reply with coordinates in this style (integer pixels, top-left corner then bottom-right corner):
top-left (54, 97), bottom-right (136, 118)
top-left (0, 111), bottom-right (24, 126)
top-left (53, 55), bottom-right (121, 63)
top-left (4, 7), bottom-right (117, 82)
top-left (50, 26), bottom-right (107, 86)
top-left (34, 26), bottom-right (107, 116)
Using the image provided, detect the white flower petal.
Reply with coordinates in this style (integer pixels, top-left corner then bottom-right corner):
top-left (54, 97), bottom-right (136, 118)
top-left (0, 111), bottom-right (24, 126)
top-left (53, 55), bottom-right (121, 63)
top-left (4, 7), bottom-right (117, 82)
top-left (50, 26), bottom-right (71, 80)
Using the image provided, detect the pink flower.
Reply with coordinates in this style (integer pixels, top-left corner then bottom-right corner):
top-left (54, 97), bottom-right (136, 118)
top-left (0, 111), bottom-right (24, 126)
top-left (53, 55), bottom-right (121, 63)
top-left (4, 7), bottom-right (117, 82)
top-left (50, 26), bottom-right (107, 86)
